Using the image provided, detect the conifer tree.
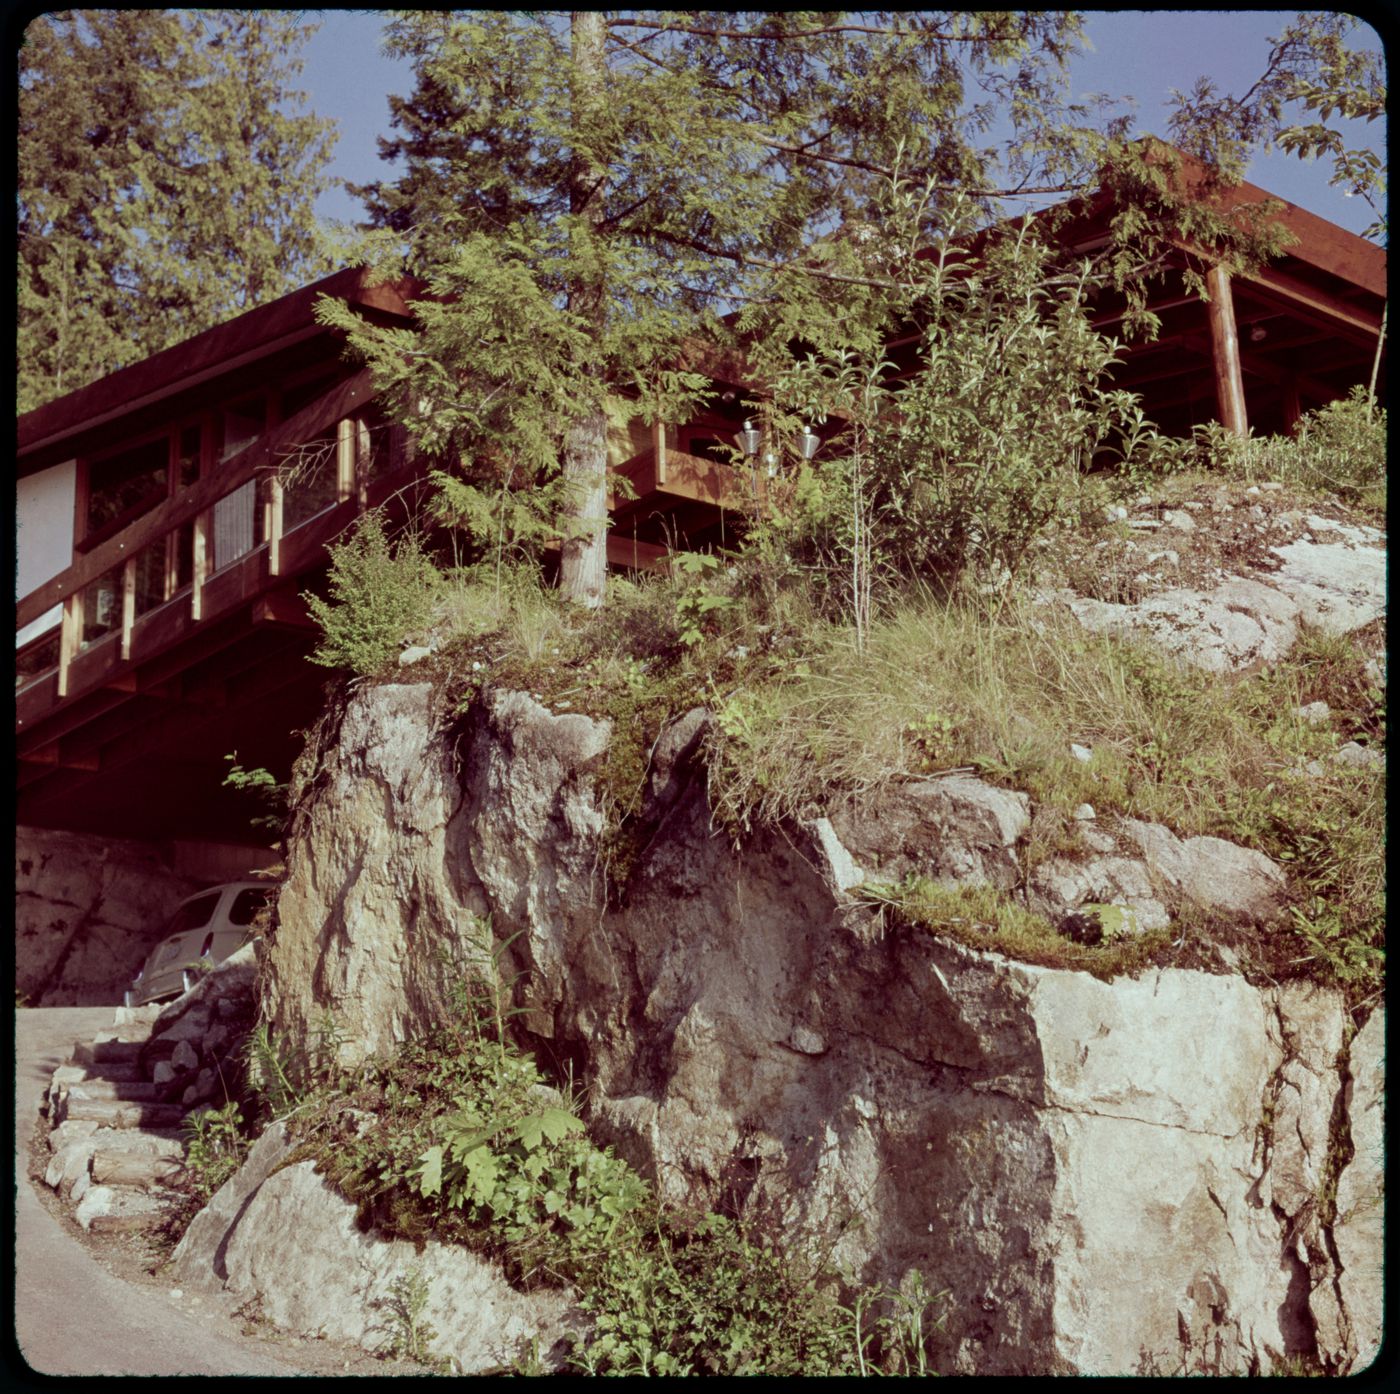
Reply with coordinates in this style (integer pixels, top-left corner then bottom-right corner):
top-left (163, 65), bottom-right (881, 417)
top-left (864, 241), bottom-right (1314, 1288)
top-left (324, 10), bottom-right (1104, 605)
top-left (17, 9), bottom-right (336, 412)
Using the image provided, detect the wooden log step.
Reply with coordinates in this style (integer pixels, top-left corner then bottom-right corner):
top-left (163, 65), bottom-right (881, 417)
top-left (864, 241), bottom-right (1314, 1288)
top-left (90, 1149), bottom-right (186, 1189)
top-left (61, 1097), bottom-right (185, 1129)
top-left (86, 1206), bottom-right (172, 1235)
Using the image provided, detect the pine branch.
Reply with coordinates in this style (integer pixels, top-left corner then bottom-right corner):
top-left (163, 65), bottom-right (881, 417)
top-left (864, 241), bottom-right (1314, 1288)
top-left (606, 18), bottom-right (1029, 45)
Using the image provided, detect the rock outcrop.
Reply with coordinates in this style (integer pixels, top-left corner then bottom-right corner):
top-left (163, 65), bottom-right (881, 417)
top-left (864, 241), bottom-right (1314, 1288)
top-left (170, 1123), bottom-right (580, 1373)
top-left (258, 681), bottom-right (1384, 1375)
top-left (1050, 504), bottom-right (1385, 674)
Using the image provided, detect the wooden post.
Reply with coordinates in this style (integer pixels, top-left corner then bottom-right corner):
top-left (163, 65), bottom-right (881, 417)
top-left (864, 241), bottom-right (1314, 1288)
top-left (355, 417), bottom-right (372, 510)
top-left (191, 511), bottom-right (208, 621)
top-left (1206, 263), bottom-right (1248, 437)
top-left (266, 475), bottom-right (284, 576)
top-left (653, 419), bottom-right (668, 487)
top-left (336, 418), bottom-right (355, 503)
top-left (262, 394), bottom-right (282, 573)
top-left (119, 556), bottom-right (136, 661)
top-left (57, 593), bottom-right (80, 698)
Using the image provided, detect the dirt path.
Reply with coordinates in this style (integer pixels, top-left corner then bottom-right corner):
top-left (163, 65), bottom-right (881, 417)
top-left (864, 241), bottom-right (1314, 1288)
top-left (11, 1007), bottom-right (423, 1377)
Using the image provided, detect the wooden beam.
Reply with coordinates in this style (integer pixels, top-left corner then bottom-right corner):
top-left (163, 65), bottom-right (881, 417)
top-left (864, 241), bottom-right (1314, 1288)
top-left (16, 368), bottom-right (374, 629)
top-left (1232, 264), bottom-right (1385, 345)
top-left (543, 532), bottom-right (670, 572)
top-left (18, 266), bottom-right (416, 470)
top-left (253, 589), bottom-right (317, 631)
top-left (17, 741), bottom-right (100, 774)
top-left (653, 420), bottom-right (668, 487)
top-left (266, 474), bottom-right (284, 576)
top-left (336, 418), bottom-right (355, 504)
top-left (191, 511), bottom-right (209, 621)
top-left (1206, 264), bottom-right (1248, 437)
top-left (355, 417), bottom-right (372, 510)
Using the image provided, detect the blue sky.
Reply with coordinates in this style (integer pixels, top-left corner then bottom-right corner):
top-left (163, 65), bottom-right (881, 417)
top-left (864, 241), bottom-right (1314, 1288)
top-left (297, 9), bottom-right (1386, 239)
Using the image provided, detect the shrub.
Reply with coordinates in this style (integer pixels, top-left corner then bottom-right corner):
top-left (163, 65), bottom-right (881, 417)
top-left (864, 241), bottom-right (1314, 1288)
top-left (1195, 385), bottom-right (1386, 511)
top-left (767, 192), bottom-right (1184, 625)
top-left (304, 512), bottom-right (440, 675)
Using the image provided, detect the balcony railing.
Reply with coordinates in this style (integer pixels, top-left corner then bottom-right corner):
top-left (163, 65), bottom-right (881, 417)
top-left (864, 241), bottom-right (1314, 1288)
top-left (14, 369), bottom-right (414, 726)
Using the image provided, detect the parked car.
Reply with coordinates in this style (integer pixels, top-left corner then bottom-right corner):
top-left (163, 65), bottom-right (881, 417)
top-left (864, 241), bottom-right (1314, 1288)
top-left (124, 881), bottom-right (277, 1009)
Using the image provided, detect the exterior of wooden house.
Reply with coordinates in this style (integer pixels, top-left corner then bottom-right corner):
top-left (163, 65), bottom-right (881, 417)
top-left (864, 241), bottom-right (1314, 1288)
top-left (14, 162), bottom-right (1385, 847)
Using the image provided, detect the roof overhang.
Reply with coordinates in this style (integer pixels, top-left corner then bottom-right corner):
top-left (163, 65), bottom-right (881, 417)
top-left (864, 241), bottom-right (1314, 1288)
top-left (17, 266), bottom-right (419, 478)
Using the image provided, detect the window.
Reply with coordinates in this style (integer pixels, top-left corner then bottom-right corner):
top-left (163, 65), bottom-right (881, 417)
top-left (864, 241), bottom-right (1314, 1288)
top-left (228, 888), bottom-right (271, 926)
top-left (165, 893), bottom-right (220, 936)
top-left (84, 436), bottom-right (168, 540)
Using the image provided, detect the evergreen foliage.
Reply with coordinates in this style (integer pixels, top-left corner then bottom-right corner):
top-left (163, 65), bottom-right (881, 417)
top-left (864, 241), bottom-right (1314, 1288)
top-left (321, 11), bottom-right (1381, 608)
top-left (304, 514), bottom-right (439, 676)
top-left (17, 9), bottom-right (337, 412)
top-left (319, 11), bottom-right (1133, 603)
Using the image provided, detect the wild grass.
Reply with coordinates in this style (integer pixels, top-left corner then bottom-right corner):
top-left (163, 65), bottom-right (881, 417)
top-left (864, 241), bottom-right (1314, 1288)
top-left (309, 499), bottom-right (1383, 1000)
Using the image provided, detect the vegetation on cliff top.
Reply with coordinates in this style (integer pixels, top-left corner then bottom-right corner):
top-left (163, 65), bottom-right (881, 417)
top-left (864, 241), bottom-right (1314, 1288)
top-left (302, 397), bottom-right (1384, 1003)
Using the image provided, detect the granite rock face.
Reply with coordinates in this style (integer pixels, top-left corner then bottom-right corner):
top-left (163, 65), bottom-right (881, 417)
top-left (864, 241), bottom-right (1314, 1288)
top-left (1053, 515), bottom-right (1385, 674)
top-left (260, 683), bottom-right (1382, 1375)
top-left (170, 1123), bottom-right (579, 1372)
top-left (15, 827), bottom-right (203, 1004)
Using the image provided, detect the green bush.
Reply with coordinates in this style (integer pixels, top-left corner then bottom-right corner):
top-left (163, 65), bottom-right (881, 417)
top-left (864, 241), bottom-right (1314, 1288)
top-left (769, 193), bottom-right (1184, 622)
top-left (1196, 386), bottom-right (1386, 511)
top-left (304, 512), bottom-right (440, 675)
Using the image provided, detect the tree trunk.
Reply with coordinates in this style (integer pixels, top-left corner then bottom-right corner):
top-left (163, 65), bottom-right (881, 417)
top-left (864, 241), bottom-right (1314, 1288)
top-left (559, 9), bottom-right (609, 608)
top-left (560, 409), bottom-right (609, 606)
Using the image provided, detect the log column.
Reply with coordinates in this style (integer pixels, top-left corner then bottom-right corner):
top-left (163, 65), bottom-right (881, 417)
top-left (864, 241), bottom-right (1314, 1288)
top-left (1206, 263), bottom-right (1249, 437)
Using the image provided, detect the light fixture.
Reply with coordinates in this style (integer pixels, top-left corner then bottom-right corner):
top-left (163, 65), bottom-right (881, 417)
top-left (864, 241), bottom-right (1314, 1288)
top-left (735, 418), bottom-right (763, 456)
top-left (796, 426), bottom-right (821, 461)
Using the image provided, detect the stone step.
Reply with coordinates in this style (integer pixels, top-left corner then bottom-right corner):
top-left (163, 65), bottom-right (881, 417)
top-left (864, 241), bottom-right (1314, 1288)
top-left (63, 1078), bottom-right (162, 1104)
top-left (91, 1148), bottom-right (187, 1189)
top-left (94, 1025), bottom-right (155, 1044)
top-left (112, 1003), bottom-right (166, 1030)
top-left (72, 1039), bottom-right (146, 1068)
top-left (64, 1059), bottom-right (147, 1084)
top-left (58, 1096), bottom-right (185, 1130)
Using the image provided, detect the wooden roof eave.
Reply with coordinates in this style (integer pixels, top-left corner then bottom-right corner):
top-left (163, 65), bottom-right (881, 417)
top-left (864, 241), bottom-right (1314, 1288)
top-left (18, 266), bottom-right (419, 476)
top-left (928, 141), bottom-right (1385, 304)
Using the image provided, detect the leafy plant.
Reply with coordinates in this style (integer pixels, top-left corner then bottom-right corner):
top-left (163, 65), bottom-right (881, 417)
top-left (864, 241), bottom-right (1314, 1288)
top-left (183, 1099), bottom-right (248, 1202)
top-left (671, 552), bottom-right (734, 647)
top-left (372, 1267), bottom-right (448, 1370)
top-left (304, 512), bottom-right (440, 675)
top-left (1194, 386), bottom-right (1387, 513)
top-left (244, 1015), bottom-right (343, 1123)
top-left (222, 754), bottom-right (288, 836)
top-left (1288, 897), bottom-right (1385, 984)
top-left (769, 188), bottom-right (1184, 612)
top-left (905, 710), bottom-right (961, 772)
